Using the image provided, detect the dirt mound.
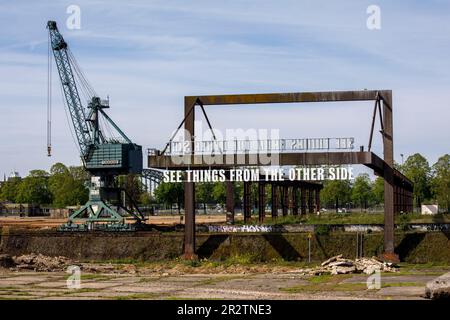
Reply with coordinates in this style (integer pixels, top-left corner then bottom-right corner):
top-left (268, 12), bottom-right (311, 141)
top-left (12, 253), bottom-right (72, 272)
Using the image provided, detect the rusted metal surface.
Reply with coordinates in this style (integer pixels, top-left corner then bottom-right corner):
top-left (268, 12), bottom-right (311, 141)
top-left (225, 179), bottom-right (234, 224)
top-left (191, 90), bottom-right (390, 106)
top-left (149, 151), bottom-right (379, 170)
top-left (258, 182), bottom-right (266, 222)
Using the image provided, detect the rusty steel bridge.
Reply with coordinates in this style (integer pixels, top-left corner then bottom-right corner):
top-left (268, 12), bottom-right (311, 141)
top-left (148, 90), bottom-right (413, 262)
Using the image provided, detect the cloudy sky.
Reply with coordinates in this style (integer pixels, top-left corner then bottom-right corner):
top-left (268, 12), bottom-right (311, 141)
top-left (0, 0), bottom-right (449, 177)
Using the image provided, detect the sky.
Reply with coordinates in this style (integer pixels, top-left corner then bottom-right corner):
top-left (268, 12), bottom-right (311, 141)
top-left (0, 0), bottom-right (449, 178)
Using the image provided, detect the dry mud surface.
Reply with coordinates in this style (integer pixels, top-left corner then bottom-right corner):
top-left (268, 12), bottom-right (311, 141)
top-left (0, 262), bottom-right (446, 300)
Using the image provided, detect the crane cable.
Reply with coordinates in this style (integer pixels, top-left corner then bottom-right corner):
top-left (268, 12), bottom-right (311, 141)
top-left (47, 32), bottom-right (52, 157)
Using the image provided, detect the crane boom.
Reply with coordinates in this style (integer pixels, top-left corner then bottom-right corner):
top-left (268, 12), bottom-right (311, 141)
top-left (47, 21), bottom-right (91, 158)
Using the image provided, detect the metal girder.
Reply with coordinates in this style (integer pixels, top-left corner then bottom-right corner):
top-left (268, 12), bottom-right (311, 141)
top-left (190, 90), bottom-right (391, 106)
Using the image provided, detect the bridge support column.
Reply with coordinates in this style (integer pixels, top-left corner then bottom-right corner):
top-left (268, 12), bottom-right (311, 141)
top-left (282, 186), bottom-right (288, 216)
top-left (226, 178), bottom-right (234, 224)
top-left (184, 181), bottom-right (196, 259)
top-left (271, 184), bottom-right (278, 219)
top-left (381, 92), bottom-right (398, 262)
top-left (315, 188), bottom-right (320, 214)
top-left (300, 188), bottom-right (307, 215)
top-left (292, 187), bottom-right (299, 216)
top-left (243, 181), bottom-right (251, 223)
top-left (258, 182), bottom-right (265, 222)
top-left (308, 189), bottom-right (314, 214)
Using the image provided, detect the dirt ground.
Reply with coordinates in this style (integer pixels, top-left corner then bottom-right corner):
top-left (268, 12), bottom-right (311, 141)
top-left (0, 215), bottom-right (232, 229)
top-left (0, 263), bottom-right (446, 300)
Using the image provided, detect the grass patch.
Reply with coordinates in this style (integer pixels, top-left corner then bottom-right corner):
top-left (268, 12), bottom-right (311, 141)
top-left (80, 274), bottom-right (118, 281)
top-left (114, 292), bottom-right (158, 300)
top-left (381, 282), bottom-right (422, 288)
top-left (280, 282), bottom-right (367, 293)
top-left (280, 274), bottom-right (364, 293)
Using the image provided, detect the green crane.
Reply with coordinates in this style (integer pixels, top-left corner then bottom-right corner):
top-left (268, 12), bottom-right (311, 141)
top-left (47, 20), bottom-right (146, 231)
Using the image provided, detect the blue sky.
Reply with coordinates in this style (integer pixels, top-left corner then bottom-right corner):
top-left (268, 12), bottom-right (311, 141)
top-left (0, 0), bottom-right (449, 177)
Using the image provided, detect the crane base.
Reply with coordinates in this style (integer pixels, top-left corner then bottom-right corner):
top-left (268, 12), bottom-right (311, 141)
top-left (57, 198), bottom-right (147, 232)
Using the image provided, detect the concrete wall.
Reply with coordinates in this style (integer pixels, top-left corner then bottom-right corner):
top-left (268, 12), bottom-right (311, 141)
top-left (1, 227), bottom-right (449, 263)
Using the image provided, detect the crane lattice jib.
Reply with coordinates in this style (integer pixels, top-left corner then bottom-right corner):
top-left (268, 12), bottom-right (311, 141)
top-left (47, 21), bottom-right (91, 158)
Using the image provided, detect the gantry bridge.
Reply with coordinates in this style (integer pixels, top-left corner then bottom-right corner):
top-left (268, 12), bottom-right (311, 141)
top-left (148, 90), bottom-right (413, 262)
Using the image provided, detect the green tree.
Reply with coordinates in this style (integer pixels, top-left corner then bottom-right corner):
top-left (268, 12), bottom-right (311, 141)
top-left (372, 176), bottom-right (384, 205)
top-left (49, 163), bottom-right (88, 207)
top-left (0, 177), bottom-right (22, 202)
top-left (120, 174), bottom-right (145, 207)
top-left (320, 180), bottom-right (351, 212)
top-left (16, 170), bottom-right (52, 205)
top-left (431, 154), bottom-right (450, 212)
top-left (351, 174), bottom-right (373, 211)
top-left (212, 182), bottom-right (226, 206)
top-left (196, 182), bottom-right (214, 214)
top-left (154, 182), bottom-right (184, 214)
top-left (402, 153), bottom-right (431, 209)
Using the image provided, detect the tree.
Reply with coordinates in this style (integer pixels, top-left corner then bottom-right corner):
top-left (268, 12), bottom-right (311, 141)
top-left (16, 170), bottom-right (52, 205)
top-left (351, 174), bottom-right (373, 211)
top-left (212, 182), bottom-right (226, 206)
top-left (402, 153), bottom-right (431, 209)
top-left (372, 176), bottom-right (384, 205)
top-left (320, 180), bottom-right (351, 212)
top-left (154, 182), bottom-right (184, 214)
top-left (431, 154), bottom-right (450, 212)
top-left (196, 182), bottom-right (214, 214)
top-left (0, 177), bottom-right (22, 202)
top-left (49, 163), bottom-right (88, 207)
top-left (120, 174), bottom-right (145, 208)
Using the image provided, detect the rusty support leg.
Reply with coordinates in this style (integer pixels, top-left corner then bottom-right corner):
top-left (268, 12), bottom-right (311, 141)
top-left (308, 189), bottom-right (314, 214)
top-left (282, 186), bottom-right (288, 216)
top-left (315, 188), bottom-right (320, 214)
top-left (226, 178), bottom-right (234, 224)
top-left (293, 187), bottom-right (299, 216)
top-left (301, 187), bottom-right (307, 215)
top-left (271, 184), bottom-right (278, 219)
top-left (184, 181), bottom-right (196, 259)
top-left (258, 182), bottom-right (265, 223)
top-left (183, 96), bottom-right (196, 259)
top-left (243, 181), bottom-right (251, 223)
top-left (381, 92), bottom-right (398, 262)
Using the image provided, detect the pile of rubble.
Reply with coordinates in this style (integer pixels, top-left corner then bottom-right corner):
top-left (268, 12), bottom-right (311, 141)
top-left (294, 255), bottom-right (398, 276)
top-left (9, 253), bottom-right (72, 272)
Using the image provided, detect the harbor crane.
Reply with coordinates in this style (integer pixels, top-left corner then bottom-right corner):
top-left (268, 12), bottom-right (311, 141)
top-left (47, 20), bottom-right (147, 231)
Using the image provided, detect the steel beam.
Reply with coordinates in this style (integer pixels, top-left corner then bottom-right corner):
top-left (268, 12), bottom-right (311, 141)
top-left (183, 97), bottom-right (196, 259)
top-left (192, 90), bottom-right (388, 106)
top-left (226, 179), bottom-right (234, 224)
top-left (258, 182), bottom-right (265, 222)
